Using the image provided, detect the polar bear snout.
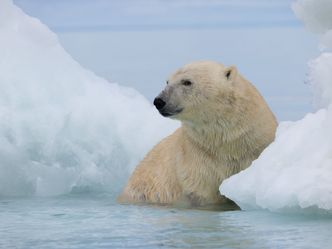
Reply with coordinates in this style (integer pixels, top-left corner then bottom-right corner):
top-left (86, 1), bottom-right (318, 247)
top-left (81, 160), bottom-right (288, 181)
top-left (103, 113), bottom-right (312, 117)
top-left (153, 97), bottom-right (166, 110)
top-left (153, 96), bottom-right (172, 117)
top-left (153, 95), bottom-right (183, 118)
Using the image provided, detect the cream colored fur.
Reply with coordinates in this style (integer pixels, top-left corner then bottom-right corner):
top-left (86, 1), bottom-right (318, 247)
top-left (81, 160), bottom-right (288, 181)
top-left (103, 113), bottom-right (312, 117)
top-left (118, 61), bottom-right (277, 208)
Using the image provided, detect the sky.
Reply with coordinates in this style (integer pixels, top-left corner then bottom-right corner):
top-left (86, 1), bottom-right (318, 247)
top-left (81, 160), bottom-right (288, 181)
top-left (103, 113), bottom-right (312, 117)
top-left (13, 0), bottom-right (300, 31)
top-left (13, 0), bottom-right (319, 121)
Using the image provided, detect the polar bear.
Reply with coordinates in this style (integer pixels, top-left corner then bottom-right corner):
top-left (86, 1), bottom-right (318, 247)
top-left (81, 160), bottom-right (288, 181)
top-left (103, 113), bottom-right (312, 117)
top-left (118, 61), bottom-right (277, 209)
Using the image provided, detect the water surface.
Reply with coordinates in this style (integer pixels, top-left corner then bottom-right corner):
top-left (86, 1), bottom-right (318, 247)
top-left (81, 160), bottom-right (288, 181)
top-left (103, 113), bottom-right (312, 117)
top-left (1, 195), bottom-right (331, 249)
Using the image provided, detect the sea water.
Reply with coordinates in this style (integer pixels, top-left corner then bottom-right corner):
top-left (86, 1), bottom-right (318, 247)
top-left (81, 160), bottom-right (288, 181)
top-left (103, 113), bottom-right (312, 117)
top-left (1, 195), bottom-right (332, 249)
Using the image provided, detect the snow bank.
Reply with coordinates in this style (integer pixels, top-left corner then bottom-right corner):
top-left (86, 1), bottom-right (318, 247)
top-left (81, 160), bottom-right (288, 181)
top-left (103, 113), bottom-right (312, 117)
top-left (220, 0), bottom-right (332, 213)
top-left (0, 0), bottom-right (177, 196)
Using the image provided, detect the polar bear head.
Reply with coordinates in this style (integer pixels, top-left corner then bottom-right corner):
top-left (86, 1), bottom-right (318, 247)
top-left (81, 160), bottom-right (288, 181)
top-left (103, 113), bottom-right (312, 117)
top-left (154, 61), bottom-right (249, 125)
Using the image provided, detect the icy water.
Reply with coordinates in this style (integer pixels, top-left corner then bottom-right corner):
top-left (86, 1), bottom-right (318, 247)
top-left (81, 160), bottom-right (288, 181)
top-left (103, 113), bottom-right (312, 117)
top-left (1, 195), bottom-right (332, 249)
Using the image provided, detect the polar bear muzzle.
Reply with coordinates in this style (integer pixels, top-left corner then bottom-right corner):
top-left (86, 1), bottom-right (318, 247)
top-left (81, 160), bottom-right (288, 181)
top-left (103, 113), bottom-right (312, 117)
top-left (153, 96), bottom-right (183, 117)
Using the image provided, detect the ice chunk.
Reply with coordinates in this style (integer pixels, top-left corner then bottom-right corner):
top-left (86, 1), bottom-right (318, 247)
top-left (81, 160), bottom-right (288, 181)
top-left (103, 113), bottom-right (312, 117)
top-left (292, 0), bottom-right (332, 48)
top-left (220, 0), bottom-right (332, 213)
top-left (292, 0), bottom-right (332, 33)
top-left (309, 53), bottom-right (332, 108)
top-left (221, 106), bottom-right (332, 211)
top-left (0, 0), bottom-right (178, 196)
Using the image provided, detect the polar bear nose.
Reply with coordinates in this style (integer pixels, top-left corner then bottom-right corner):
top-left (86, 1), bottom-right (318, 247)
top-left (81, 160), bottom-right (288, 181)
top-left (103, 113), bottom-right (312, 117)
top-left (154, 97), bottom-right (166, 110)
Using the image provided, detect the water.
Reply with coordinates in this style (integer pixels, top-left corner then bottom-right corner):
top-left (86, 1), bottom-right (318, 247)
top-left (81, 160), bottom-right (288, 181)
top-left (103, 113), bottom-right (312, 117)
top-left (1, 196), bottom-right (332, 249)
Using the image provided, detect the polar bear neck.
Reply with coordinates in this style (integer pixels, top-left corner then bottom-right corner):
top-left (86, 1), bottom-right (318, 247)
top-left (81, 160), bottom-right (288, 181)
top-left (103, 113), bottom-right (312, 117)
top-left (181, 119), bottom-right (264, 163)
top-left (179, 78), bottom-right (277, 164)
top-left (182, 112), bottom-right (252, 142)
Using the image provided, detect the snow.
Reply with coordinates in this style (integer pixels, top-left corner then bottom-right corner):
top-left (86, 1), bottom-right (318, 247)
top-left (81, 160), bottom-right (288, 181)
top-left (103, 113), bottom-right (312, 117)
top-left (0, 0), bottom-right (178, 196)
top-left (220, 0), bottom-right (332, 213)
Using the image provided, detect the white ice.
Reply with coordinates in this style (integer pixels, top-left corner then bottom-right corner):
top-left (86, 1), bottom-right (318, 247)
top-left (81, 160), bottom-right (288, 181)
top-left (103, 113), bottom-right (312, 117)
top-left (220, 0), bottom-right (332, 213)
top-left (0, 0), bottom-right (178, 196)
top-left (292, 0), bottom-right (332, 49)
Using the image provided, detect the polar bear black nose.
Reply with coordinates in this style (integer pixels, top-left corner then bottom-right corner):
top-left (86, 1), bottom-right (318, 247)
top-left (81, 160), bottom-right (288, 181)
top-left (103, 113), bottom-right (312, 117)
top-left (154, 97), bottom-right (166, 110)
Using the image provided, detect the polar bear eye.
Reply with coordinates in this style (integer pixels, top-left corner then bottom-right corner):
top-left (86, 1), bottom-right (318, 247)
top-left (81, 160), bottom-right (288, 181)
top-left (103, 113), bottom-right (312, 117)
top-left (182, 80), bottom-right (192, 86)
top-left (166, 80), bottom-right (169, 85)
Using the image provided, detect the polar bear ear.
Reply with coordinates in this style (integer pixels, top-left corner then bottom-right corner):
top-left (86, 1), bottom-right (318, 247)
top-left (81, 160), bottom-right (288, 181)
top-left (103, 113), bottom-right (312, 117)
top-left (224, 66), bottom-right (238, 81)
